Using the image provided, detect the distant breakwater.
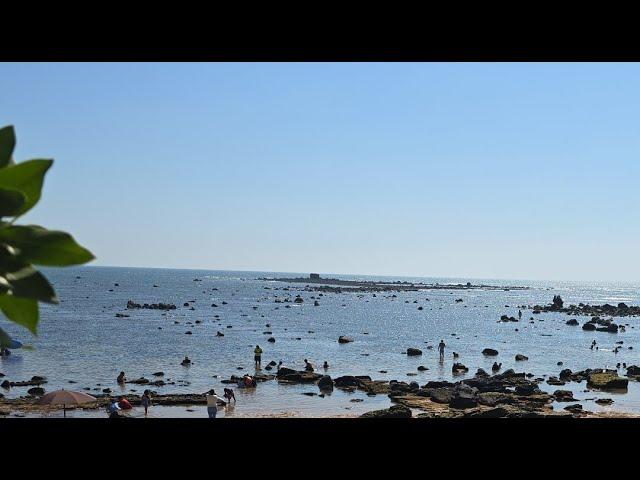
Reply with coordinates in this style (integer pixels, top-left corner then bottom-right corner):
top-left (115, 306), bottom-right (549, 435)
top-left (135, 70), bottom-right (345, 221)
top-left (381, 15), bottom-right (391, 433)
top-left (258, 276), bottom-right (530, 293)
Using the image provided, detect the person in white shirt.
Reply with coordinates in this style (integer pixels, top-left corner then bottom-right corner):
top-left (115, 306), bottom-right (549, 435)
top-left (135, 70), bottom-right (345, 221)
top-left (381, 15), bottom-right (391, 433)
top-left (206, 389), bottom-right (224, 418)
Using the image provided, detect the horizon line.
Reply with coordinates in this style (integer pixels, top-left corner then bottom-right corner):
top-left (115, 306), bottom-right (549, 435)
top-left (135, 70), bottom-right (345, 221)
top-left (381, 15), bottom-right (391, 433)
top-left (49, 263), bottom-right (640, 285)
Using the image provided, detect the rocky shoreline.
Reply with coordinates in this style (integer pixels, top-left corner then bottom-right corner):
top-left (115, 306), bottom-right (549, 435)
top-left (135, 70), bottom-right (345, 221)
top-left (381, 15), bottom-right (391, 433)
top-left (528, 296), bottom-right (640, 318)
top-left (3, 362), bottom-right (637, 418)
top-left (259, 276), bottom-right (529, 294)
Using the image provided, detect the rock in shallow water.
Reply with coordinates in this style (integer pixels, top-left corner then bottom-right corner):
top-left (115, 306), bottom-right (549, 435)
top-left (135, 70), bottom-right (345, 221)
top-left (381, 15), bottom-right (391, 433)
top-left (482, 348), bottom-right (499, 356)
top-left (587, 372), bottom-right (628, 390)
top-left (360, 404), bottom-right (412, 418)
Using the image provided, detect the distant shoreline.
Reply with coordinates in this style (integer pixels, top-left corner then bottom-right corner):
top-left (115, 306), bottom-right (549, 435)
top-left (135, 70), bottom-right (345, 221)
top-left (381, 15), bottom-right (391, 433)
top-left (259, 275), bottom-right (529, 293)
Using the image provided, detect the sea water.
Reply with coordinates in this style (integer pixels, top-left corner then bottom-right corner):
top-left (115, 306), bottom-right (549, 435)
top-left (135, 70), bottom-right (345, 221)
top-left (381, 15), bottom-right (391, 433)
top-left (2, 267), bottom-right (640, 417)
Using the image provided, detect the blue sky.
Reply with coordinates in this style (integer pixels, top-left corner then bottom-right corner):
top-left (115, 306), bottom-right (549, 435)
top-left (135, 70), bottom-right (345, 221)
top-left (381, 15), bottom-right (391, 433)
top-left (1, 62), bottom-right (638, 281)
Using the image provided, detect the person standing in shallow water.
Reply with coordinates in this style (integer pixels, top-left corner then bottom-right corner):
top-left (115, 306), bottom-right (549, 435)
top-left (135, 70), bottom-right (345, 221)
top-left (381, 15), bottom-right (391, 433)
top-left (206, 389), bottom-right (224, 418)
top-left (254, 345), bottom-right (263, 368)
top-left (438, 340), bottom-right (446, 361)
top-left (518, 309), bottom-right (522, 320)
top-left (141, 390), bottom-right (151, 416)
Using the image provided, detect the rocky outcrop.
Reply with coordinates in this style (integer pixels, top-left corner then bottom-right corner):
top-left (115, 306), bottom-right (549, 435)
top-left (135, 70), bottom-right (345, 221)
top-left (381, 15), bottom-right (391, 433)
top-left (318, 375), bottom-right (334, 390)
top-left (406, 348), bottom-right (422, 356)
top-left (338, 336), bottom-right (354, 344)
top-left (126, 300), bottom-right (176, 310)
top-left (276, 368), bottom-right (322, 384)
top-left (532, 300), bottom-right (640, 318)
top-left (626, 365), bottom-right (640, 377)
top-left (553, 390), bottom-right (574, 402)
top-left (449, 384), bottom-right (478, 409)
top-left (482, 348), bottom-right (499, 356)
top-left (360, 404), bottom-right (412, 418)
top-left (334, 376), bottom-right (362, 388)
top-left (587, 371), bottom-right (628, 390)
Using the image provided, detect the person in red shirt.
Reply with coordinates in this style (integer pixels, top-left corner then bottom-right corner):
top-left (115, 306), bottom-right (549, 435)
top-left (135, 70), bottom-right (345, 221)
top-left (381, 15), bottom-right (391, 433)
top-left (117, 396), bottom-right (133, 410)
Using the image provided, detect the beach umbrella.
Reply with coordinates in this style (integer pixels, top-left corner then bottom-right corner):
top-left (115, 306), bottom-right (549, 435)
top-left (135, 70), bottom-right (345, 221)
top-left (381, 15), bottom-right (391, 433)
top-left (38, 389), bottom-right (97, 418)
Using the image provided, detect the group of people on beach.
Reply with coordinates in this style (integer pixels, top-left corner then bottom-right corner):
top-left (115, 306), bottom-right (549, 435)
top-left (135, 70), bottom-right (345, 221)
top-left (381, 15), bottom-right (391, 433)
top-left (107, 390), bottom-right (152, 418)
top-left (254, 344), bottom-right (330, 372)
top-left (205, 387), bottom-right (238, 418)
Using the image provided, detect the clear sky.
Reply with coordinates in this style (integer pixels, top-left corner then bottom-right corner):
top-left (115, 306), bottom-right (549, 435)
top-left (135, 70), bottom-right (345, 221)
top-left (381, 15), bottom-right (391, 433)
top-left (1, 62), bottom-right (638, 281)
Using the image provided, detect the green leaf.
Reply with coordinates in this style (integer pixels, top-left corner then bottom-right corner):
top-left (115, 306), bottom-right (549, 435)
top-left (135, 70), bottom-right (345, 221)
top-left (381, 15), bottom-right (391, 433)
top-left (0, 187), bottom-right (26, 216)
top-left (0, 326), bottom-right (11, 348)
top-left (0, 159), bottom-right (53, 216)
top-left (0, 126), bottom-right (16, 168)
top-left (5, 266), bottom-right (58, 303)
top-left (0, 225), bottom-right (94, 266)
top-left (0, 244), bottom-right (29, 274)
top-left (0, 294), bottom-right (38, 334)
top-left (0, 275), bottom-right (11, 294)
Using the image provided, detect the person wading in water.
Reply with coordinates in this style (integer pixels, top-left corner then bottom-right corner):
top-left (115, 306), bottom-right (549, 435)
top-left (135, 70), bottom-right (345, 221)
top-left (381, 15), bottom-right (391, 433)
top-left (254, 345), bottom-right (263, 368)
top-left (438, 340), bottom-right (446, 361)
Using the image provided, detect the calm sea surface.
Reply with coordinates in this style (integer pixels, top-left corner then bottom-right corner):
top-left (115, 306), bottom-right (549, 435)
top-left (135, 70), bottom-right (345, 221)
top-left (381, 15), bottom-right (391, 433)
top-left (2, 267), bottom-right (640, 417)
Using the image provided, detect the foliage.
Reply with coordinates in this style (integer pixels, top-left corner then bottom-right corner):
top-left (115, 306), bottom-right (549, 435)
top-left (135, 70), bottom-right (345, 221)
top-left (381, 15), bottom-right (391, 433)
top-left (0, 125), bottom-right (94, 346)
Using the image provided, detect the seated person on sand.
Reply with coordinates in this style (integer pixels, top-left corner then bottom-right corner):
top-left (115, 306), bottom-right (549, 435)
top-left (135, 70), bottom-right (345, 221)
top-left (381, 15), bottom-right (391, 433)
top-left (181, 356), bottom-right (191, 366)
top-left (117, 396), bottom-right (133, 410)
top-left (117, 371), bottom-right (126, 384)
top-left (304, 359), bottom-right (314, 372)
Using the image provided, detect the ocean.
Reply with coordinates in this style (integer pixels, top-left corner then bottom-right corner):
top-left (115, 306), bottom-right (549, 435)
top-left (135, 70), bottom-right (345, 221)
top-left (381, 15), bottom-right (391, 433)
top-left (2, 266), bottom-right (640, 417)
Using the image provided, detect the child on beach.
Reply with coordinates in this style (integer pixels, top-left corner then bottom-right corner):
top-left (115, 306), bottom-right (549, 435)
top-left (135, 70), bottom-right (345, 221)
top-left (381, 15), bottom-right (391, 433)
top-left (223, 388), bottom-right (236, 403)
top-left (141, 390), bottom-right (151, 416)
top-left (107, 399), bottom-right (121, 417)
